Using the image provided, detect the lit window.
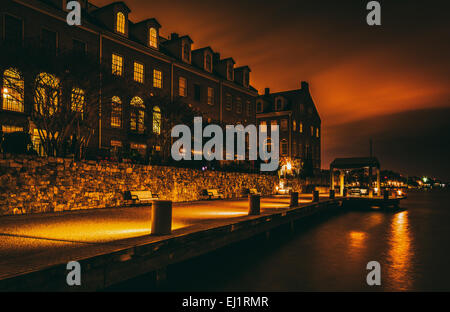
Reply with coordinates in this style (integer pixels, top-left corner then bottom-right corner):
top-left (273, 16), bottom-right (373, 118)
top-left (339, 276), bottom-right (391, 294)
top-left (71, 87), bottom-right (85, 118)
top-left (111, 96), bottom-right (122, 128)
top-left (281, 139), bottom-right (288, 156)
top-left (111, 140), bottom-right (122, 147)
top-left (271, 120), bottom-right (278, 127)
top-left (299, 122), bottom-right (303, 133)
top-left (32, 128), bottom-right (46, 156)
top-left (281, 119), bottom-right (288, 131)
top-left (153, 69), bottom-right (162, 88)
top-left (149, 27), bottom-right (158, 48)
top-left (112, 54), bottom-right (123, 76)
top-left (2, 68), bottom-right (24, 112)
top-left (260, 121), bottom-right (267, 133)
top-left (207, 87), bottom-right (214, 105)
top-left (34, 72), bottom-right (60, 116)
top-left (153, 106), bottom-right (161, 134)
top-left (1, 125), bottom-right (24, 133)
top-left (225, 93), bottom-right (232, 111)
top-left (134, 62), bottom-right (144, 83)
top-left (179, 77), bottom-right (187, 97)
top-left (130, 96), bottom-right (145, 133)
top-left (316, 128), bottom-right (320, 138)
top-left (311, 126), bottom-right (314, 136)
top-left (116, 12), bottom-right (126, 34)
top-left (293, 121), bottom-right (296, 131)
top-left (236, 97), bottom-right (242, 114)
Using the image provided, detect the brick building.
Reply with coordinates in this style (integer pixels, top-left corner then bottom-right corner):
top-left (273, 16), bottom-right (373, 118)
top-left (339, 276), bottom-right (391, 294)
top-left (0, 0), bottom-right (257, 160)
top-left (256, 82), bottom-right (321, 172)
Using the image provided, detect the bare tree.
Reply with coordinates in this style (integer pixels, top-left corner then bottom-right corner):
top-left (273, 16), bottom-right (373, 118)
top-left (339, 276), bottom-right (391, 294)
top-left (0, 42), bottom-right (130, 158)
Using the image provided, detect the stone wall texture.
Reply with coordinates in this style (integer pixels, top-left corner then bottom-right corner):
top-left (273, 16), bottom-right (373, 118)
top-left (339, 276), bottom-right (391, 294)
top-left (0, 156), bottom-right (306, 216)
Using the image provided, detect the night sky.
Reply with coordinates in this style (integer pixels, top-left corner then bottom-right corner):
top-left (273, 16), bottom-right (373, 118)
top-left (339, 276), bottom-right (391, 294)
top-left (92, 0), bottom-right (450, 180)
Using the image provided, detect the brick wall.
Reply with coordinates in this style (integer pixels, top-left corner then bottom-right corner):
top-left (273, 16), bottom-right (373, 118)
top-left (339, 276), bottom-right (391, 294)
top-left (0, 156), bottom-right (305, 216)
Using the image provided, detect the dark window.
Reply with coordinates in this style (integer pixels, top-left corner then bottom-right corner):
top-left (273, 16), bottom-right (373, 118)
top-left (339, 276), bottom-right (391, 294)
top-left (42, 29), bottom-right (57, 54)
top-left (205, 54), bottom-right (212, 71)
top-left (194, 84), bottom-right (201, 101)
top-left (73, 39), bottom-right (86, 54)
top-left (5, 15), bottom-right (23, 44)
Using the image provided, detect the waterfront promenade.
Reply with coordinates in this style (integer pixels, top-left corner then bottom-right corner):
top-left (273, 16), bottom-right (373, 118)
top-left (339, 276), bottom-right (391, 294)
top-left (0, 194), bottom-right (339, 291)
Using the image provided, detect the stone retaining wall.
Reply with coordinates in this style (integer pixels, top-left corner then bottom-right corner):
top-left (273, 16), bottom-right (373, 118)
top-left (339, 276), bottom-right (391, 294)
top-left (0, 157), bottom-right (304, 216)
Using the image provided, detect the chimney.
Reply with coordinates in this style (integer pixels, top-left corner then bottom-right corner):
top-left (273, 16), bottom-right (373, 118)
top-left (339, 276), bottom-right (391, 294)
top-left (301, 81), bottom-right (309, 91)
top-left (170, 33), bottom-right (179, 40)
top-left (213, 52), bottom-right (221, 63)
top-left (264, 88), bottom-right (270, 96)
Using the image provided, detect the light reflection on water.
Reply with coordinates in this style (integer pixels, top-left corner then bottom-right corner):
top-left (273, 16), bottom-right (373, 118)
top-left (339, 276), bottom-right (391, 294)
top-left (386, 211), bottom-right (414, 291)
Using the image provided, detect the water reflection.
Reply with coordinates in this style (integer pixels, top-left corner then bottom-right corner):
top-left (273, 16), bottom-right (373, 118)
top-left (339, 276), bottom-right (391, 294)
top-left (387, 211), bottom-right (414, 290)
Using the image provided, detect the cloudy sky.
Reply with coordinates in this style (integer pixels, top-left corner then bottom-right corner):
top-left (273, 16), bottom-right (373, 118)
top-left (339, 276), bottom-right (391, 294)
top-left (92, 0), bottom-right (450, 180)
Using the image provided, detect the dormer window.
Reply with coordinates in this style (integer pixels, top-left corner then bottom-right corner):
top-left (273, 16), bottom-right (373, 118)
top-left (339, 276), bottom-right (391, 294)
top-left (149, 27), bottom-right (158, 48)
top-left (116, 12), bottom-right (126, 34)
top-left (275, 98), bottom-right (283, 111)
top-left (227, 63), bottom-right (234, 81)
top-left (183, 42), bottom-right (191, 63)
top-left (243, 71), bottom-right (249, 87)
top-left (205, 54), bottom-right (212, 72)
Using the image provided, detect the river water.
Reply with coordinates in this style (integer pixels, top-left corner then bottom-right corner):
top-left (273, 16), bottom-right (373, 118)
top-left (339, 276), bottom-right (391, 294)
top-left (111, 190), bottom-right (450, 292)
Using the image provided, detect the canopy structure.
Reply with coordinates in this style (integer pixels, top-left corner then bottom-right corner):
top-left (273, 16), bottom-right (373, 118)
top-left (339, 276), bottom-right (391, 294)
top-left (330, 157), bottom-right (381, 196)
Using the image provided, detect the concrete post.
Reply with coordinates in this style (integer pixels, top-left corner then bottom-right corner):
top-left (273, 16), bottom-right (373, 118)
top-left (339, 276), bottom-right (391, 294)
top-left (151, 200), bottom-right (172, 235)
top-left (329, 189), bottom-right (335, 199)
top-left (339, 171), bottom-right (345, 196)
top-left (290, 192), bottom-right (299, 207)
top-left (313, 190), bottom-right (319, 202)
top-left (248, 194), bottom-right (261, 215)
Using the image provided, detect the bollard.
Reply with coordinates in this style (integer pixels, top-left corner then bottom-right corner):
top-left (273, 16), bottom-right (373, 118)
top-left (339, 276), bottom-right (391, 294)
top-left (290, 192), bottom-right (299, 207)
top-left (383, 190), bottom-right (389, 200)
top-left (313, 190), bottom-right (320, 202)
top-left (151, 200), bottom-right (172, 235)
top-left (329, 189), bottom-right (335, 199)
top-left (248, 194), bottom-right (261, 215)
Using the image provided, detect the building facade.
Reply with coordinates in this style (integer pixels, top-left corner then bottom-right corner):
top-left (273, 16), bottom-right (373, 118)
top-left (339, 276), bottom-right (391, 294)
top-left (256, 82), bottom-right (321, 172)
top-left (0, 0), bottom-right (257, 160)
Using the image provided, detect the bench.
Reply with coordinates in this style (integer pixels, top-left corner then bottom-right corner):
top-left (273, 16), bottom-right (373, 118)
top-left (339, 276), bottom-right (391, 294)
top-left (124, 190), bottom-right (159, 204)
top-left (206, 189), bottom-right (224, 200)
top-left (249, 188), bottom-right (261, 196)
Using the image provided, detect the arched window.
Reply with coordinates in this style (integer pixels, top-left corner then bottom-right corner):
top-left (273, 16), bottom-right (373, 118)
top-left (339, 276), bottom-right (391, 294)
top-left (149, 27), bottom-right (158, 48)
top-left (71, 88), bottom-right (85, 118)
top-left (2, 68), bottom-right (24, 112)
top-left (34, 72), bottom-right (60, 116)
top-left (152, 106), bottom-right (161, 134)
top-left (116, 12), bottom-right (125, 34)
top-left (111, 96), bottom-right (122, 128)
top-left (256, 100), bottom-right (263, 113)
top-left (130, 96), bottom-right (145, 133)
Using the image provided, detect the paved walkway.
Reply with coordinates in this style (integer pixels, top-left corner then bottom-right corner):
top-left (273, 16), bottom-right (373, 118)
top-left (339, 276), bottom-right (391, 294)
top-left (0, 195), bottom-right (316, 280)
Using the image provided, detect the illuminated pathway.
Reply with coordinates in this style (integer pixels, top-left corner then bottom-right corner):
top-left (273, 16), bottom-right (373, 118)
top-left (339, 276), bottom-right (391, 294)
top-left (0, 195), bottom-right (318, 284)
